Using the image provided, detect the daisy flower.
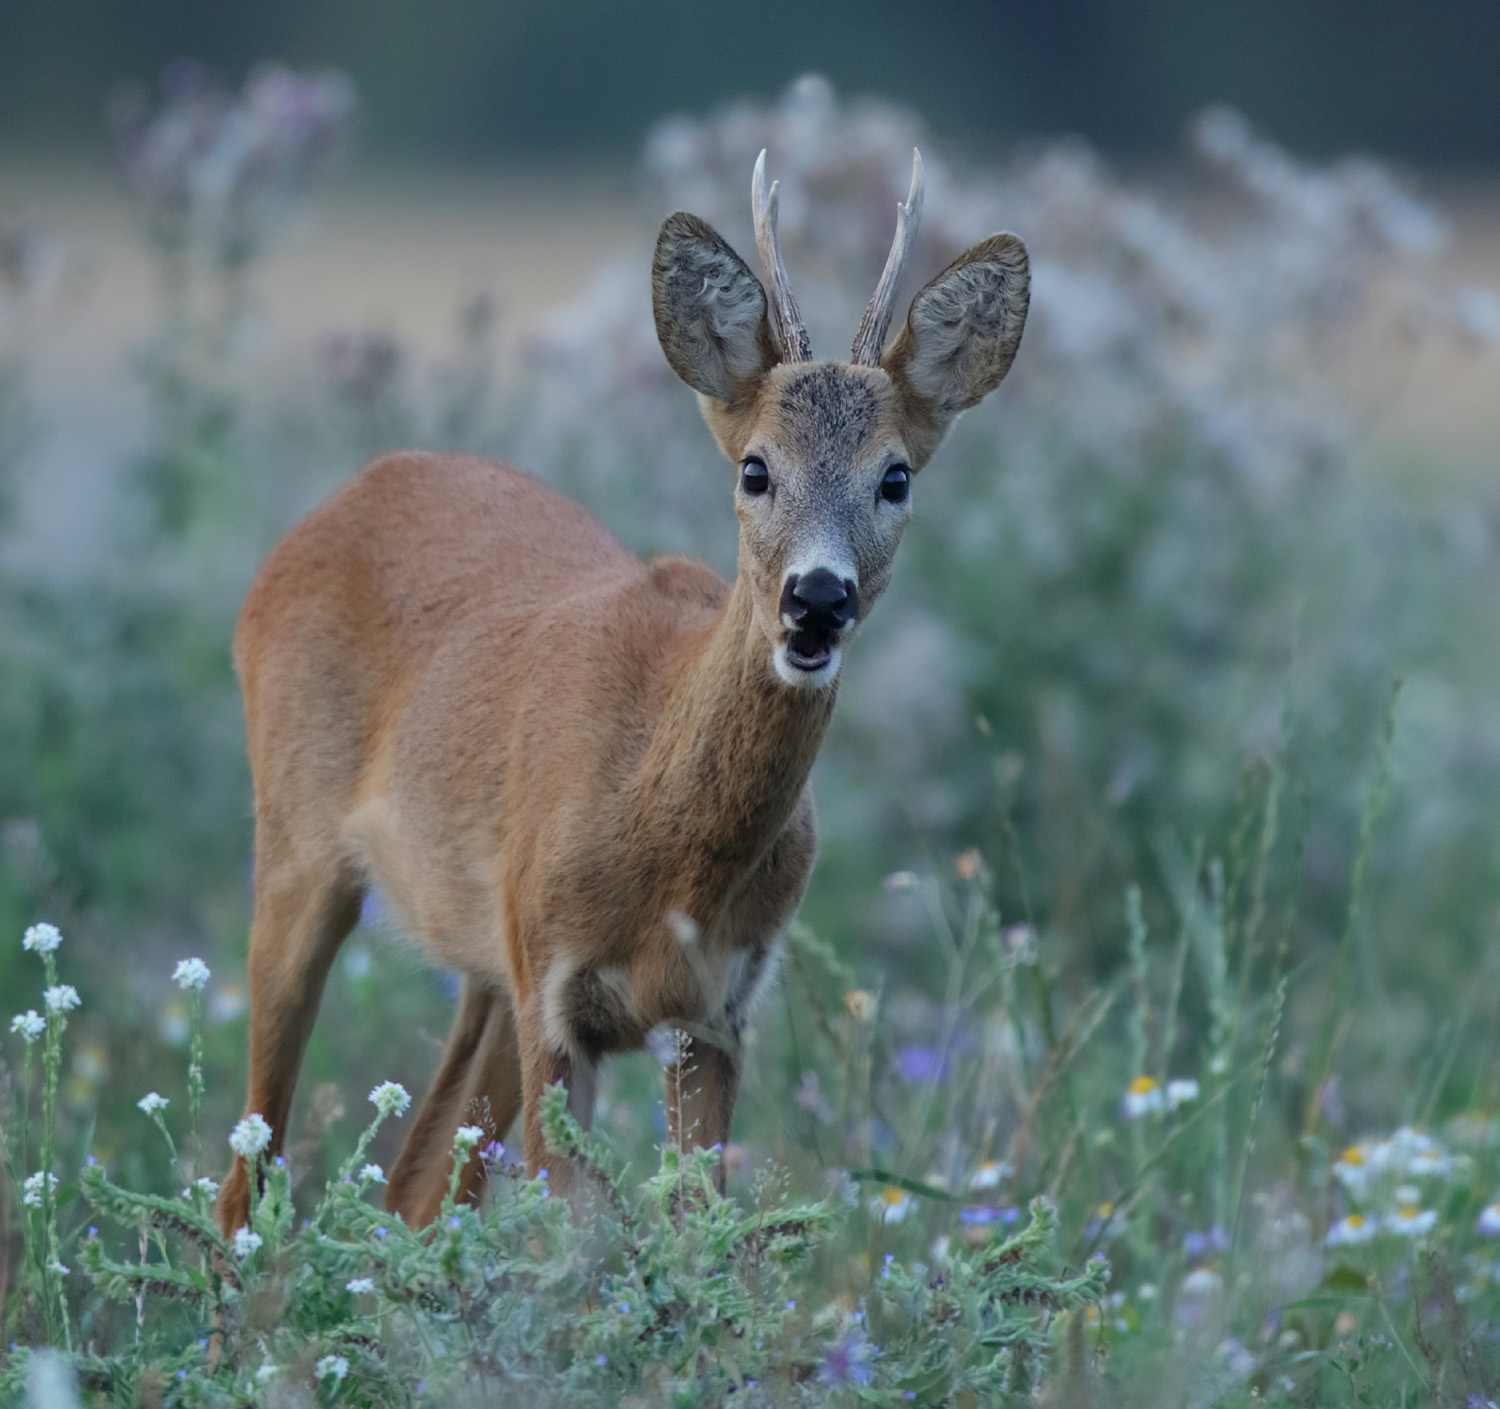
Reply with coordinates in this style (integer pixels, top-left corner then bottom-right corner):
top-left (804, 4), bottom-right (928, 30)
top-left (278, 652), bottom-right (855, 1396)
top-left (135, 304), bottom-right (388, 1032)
top-left (870, 1186), bottom-right (914, 1224)
top-left (1123, 1076), bottom-right (1164, 1118)
top-left (1326, 1213), bottom-right (1376, 1247)
top-left (1386, 1204), bottom-right (1437, 1238)
top-left (1332, 1145), bottom-right (1372, 1196)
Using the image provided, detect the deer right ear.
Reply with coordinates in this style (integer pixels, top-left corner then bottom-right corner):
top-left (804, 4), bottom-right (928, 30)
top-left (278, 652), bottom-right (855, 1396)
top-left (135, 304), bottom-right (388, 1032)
top-left (882, 233), bottom-right (1030, 465)
top-left (652, 213), bottom-right (778, 404)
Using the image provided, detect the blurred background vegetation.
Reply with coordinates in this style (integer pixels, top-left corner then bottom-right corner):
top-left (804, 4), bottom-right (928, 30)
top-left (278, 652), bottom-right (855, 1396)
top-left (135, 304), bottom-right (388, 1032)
top-left (3, 5), bottom-right (1500, 1397)
top-left (4, 0), bottom-right (1500, 167)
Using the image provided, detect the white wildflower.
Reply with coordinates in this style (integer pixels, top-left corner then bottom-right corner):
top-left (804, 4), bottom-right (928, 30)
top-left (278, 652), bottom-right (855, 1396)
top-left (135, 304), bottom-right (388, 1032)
top-left (968, 1159), bottom-right (1011, 1191)
top-left (228, 1113), bottom-right (273, 1158)
top-left (1122, 1075), bottom-right (1164, 1119)
top-left (316, 1355), bottom-right (349, 1381)
top-left (870, 1186), bottom-right (914, 1224)
top-left (172, 957), bottom-right (211, 991)
top-left (1477, 1203), bottom-right (1500, 1236)
top-left (1407, 1147), bottom-right (1454, 1180)
top-left (183, 1177), bottom-right (219, 1200)
top-left (1386, 1204), bottom-right (1437, 1238)
top-left (43, 985), bottom-right (80, 1014)
top-left (358, 1163), bottom-right (385, 1184)
top-left (369, 1081), bottom-right (411, 1117)
top-left (1165, 1079), bottom-right (1200, 1110)
top-left (1325, 1213), bottom-right (1377, 1247)
top-left (255, 1365), bottom-right (279, 1383)
top-left (10, 1010), bottom-right (45, 1043)
top-left (137, 1092), bottom-right (170, 1115)
top-left (1180, 1267), bottom-right (1224, 1298)
top-left (1389, 1126), bottom-right (1444, 1174)
top-left (453, 1124), bottom-right (485, 1152)
top-left (1332, 1144), bottom-right (1372, 1196)
top-left (233, 1227), bottom-right (262, 1258)
top-left (23, 922), bottom-right (62, 954)
top-left (22, 1171), bottom-right (58, 1207)
top-left (345, 1277), bottom-right (375, 1294)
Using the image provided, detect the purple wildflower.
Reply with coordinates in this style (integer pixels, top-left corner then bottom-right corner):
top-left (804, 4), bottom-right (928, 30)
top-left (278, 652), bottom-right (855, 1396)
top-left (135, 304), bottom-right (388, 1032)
top-left (893, 1046), bottom-right (944, 1084)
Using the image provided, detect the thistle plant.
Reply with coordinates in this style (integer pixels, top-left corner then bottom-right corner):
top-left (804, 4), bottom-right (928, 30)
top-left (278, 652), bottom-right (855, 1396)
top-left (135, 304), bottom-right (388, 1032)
top-left (171, 957), bottom-right (211, 1173)
top-left (1, 995), bottom-right (1108, 1405)
top-left (8, 922), bottom-right (75, 1351)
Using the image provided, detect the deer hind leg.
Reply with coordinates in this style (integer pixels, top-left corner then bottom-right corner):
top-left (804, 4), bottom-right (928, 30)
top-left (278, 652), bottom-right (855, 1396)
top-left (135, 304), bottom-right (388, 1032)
top-left (665, 1031), bottom-right (741, 1194)
top-left (386, 979), bottom-right (523, 1226)
top-left (217, 850), bottom-right (362, 1236)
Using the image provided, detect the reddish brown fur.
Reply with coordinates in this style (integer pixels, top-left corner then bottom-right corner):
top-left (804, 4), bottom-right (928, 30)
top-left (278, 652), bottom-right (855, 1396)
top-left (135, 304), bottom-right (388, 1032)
top-left (218, 174), bottom-right (1029, 1236)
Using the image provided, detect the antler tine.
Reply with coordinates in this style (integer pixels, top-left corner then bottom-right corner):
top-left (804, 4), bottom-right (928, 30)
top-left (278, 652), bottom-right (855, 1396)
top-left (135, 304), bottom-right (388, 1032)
top-left (850, 148), bottom-right (926, 367)
top-left (752, 149), bottom-right (813, 363)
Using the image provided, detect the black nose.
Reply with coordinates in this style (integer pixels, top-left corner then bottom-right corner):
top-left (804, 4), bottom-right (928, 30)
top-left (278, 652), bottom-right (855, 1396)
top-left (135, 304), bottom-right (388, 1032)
top-left (781, 569), bottom-right (859, 632)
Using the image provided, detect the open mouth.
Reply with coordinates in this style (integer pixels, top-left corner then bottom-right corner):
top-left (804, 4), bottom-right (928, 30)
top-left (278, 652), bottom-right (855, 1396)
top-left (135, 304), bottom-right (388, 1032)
top-left (784, 629), bottom-right (836, 672)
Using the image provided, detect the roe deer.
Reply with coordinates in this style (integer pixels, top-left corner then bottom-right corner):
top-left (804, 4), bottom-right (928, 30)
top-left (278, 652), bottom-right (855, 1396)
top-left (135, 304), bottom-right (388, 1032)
top-left (217, 150), bottom-right (1029, 1235)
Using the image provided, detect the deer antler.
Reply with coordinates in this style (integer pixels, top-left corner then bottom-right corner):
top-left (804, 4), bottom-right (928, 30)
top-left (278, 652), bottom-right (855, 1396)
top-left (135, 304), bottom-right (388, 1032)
top-left (752, 150), bottom-right (813, 363)
top-left (850, 149), bottom-right (925, 367)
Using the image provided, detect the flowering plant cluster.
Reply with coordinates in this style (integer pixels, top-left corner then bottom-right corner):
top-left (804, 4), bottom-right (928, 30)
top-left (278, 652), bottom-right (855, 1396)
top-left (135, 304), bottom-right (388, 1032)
top-left (3, 1005), bottom-right (1104, 1406)
top-left (1325, 1126), bottom-right (1457, 1247)
top-left (108, 59), bottom-right (355, 271)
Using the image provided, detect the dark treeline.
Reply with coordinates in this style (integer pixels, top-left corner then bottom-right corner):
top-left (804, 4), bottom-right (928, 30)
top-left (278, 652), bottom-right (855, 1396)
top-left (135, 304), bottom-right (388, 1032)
top-left (3, 0), bottom-right (1498, 168)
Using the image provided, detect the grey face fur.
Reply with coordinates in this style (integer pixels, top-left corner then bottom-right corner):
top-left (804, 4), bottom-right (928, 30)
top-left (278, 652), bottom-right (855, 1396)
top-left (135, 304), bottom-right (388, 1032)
top-left (735, 363), bottom-right (913, 688)
top-left (650, 163), bottom-right (1029, 691)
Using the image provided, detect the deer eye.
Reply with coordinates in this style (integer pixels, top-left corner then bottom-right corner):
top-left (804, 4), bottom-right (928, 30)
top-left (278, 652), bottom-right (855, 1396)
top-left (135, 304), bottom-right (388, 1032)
top-left (880, 465), bottom-right (911, 504)
top-left (741, 458), bottom-right (770, 496)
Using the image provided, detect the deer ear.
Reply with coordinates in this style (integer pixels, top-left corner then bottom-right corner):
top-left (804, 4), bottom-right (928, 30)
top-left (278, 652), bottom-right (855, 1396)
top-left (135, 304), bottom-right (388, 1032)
top-left (653, 213), bottom-right (779, 403)
top-left (882, 233), bottom-right (1029, 454)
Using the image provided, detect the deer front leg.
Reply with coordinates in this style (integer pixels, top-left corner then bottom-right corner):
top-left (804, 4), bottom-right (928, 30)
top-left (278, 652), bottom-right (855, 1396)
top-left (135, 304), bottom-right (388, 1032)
top-left (665, 1031), bottom-right (741, 1194)
top-left (386, 978), bottom-right (522, 1227)
top-left (516, 995), bottom-right (596, 1198)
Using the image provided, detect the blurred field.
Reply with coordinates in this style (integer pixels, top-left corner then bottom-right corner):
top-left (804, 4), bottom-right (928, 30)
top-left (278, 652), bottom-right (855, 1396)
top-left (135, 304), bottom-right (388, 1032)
top-left (5, 160), bottom-right (1497, 476)
top-left (0, 161), bottom-right (648, 573)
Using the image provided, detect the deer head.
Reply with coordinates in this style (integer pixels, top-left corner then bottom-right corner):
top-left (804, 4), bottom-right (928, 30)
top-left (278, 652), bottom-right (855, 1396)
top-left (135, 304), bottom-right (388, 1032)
top-left (652, 149), bottom-right (1030, 689)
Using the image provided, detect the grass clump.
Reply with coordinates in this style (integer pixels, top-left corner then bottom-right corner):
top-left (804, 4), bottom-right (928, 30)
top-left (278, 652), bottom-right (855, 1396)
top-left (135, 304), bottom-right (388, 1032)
top-left (2, 941), bottom-right (1104, 1406)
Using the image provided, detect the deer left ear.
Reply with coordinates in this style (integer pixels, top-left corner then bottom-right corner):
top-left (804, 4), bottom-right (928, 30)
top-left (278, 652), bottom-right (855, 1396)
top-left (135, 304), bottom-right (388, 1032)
top-left (652, 212), bottom-right (779, 404)
top-left (882, 233), bottom-right (1029, 459)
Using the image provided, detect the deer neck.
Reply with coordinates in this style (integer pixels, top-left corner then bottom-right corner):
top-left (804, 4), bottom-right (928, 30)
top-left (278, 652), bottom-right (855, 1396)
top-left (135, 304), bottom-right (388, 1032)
top-left (633, 572), bottom-right (836, 918)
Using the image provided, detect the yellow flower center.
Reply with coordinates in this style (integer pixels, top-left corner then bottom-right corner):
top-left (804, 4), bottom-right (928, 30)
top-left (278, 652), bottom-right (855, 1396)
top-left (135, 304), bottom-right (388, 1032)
top-left (1128, 1076), bottom-right (1158, 1095)
top-left (1347, 1214), bottom-right (1365, 1229)
top-left (1338, 1146), bottom-right (1364, 1167)
top-left (880, 1187), bottom-right (907, 1207)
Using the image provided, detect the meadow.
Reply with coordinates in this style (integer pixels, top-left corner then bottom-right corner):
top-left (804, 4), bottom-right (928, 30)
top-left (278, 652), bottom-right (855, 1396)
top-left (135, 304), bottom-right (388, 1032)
top-left (4, 69), bottom-right (1500, 1405)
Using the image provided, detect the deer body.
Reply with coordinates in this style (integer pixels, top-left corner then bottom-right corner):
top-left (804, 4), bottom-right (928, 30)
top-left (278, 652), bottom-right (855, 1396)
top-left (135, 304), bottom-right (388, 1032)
top-left (219, 152), bottom-right (1029, 1235)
